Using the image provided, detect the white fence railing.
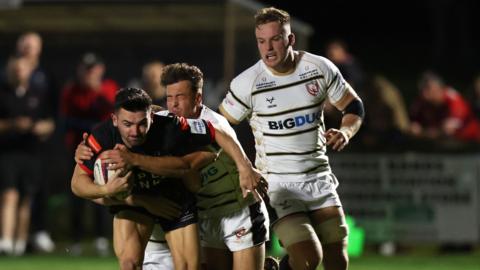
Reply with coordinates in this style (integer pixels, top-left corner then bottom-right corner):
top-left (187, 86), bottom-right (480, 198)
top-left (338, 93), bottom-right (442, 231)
top-left (330, 153), bottom-right (480, 244)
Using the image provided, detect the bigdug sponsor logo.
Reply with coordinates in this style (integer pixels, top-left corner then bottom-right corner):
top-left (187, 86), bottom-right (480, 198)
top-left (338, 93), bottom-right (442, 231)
top-left (267, 112), bottom-right (321, 130)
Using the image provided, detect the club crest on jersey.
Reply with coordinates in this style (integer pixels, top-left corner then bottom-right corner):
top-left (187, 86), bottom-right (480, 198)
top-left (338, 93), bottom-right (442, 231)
top-left (305, 81), bottom-right (320, 96)
top-left (224, 97), bottom-right (235, 106)
top-left (266, 96), bottom-right (277, 108)
top-left (234, 227), bottom-right (247, 239)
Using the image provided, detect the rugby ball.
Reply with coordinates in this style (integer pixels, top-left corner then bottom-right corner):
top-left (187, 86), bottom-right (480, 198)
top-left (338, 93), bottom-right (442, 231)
top-left (93, 158), bottom-right (130, 200)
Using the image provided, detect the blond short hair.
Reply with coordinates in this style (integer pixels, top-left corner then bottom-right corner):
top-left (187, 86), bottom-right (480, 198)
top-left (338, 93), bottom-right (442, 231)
top-left (254, 7), bottom-right (290, 27)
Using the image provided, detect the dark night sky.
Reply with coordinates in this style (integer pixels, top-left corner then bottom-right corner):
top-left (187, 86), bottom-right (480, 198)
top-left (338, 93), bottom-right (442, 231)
top-left (1, 0), bottom-right (478, 101)
top-left (259, 0), bottom-right (480, 99)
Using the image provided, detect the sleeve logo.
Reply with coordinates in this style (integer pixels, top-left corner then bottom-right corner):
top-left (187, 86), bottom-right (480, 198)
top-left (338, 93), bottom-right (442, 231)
top-left (187, 119), bottom-right (207, 134)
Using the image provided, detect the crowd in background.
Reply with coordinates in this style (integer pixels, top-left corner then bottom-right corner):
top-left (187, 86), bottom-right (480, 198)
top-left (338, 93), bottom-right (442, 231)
top-left (1, 31), bottom-right (479, 256)
top-left (323, 39), bottom-right (480, 152)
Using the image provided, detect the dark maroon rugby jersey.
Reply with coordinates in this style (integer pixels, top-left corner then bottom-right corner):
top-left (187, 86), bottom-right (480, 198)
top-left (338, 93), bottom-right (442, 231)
top-left (79, 112), bottom-right (215, 195)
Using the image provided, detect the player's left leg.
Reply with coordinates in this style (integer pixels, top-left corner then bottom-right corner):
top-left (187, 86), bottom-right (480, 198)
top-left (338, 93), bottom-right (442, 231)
top-left (273, 214), bottom-right (322, 270)
top-left (232, 243), bottom-right (265, 270)
top-left (310, 206), bottom-right (348, 270)
top-left (199, 210), bottom-right (232, 270)
top-left (226, 201), bottom-right (269, 270)
top-left (203, 247), bottom-right (232, 270)
top-left (113, 210), bottom-right (154, 270)
top-left (165, 223), bottom-right (201, 270)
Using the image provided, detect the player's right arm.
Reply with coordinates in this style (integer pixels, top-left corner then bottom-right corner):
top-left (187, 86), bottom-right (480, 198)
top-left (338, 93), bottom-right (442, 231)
top-left (219, 71), bottom-right (254, 125)
top-left (322, 58), bottom-right (364, 151)
top-left (74, 131), bottom-right (190, 174)
top-left (71, 164), bottom-right (132, 200)
top-left (218, 106), bottom-right (241, 125)
top-left (75, 137), bottom-right (216, 177)
top-left (104, 144), bottom-right (214, 178)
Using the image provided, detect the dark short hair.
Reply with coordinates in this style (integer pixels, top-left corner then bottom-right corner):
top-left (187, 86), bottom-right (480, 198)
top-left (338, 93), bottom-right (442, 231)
top-left (114, 87), bottom-right (152, 112)
top-left (79, 52), bottom-right (103, 69)
top-left (161, 63), bottom-right (203, 94)
top-left (418, 71), bottom-right (444, 89)
top-left (254, 7), bottom-right (290, 27)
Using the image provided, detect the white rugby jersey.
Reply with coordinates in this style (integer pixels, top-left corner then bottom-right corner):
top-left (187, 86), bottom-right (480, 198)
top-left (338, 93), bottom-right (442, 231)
top-left (199, 105), bottom-right (238, 139)
top-left (157, 106), bottom-right (238, 137)
top-left (220, 51), bottom-right (349, 182)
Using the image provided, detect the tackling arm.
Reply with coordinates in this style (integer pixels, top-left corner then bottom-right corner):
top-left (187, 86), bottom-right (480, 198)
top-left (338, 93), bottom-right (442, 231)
top-left (102, 144), bottom-right (216, 178)
top-left (75, 141), bottom-right (213, 178)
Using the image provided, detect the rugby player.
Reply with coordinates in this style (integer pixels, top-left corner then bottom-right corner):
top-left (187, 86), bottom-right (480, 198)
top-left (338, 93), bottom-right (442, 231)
top-left (71, 87), bottom-right (262, 270)
top-left (219, 7), bottom-right (364, 270)
top-left (161, 63), bottom-right (270, 270)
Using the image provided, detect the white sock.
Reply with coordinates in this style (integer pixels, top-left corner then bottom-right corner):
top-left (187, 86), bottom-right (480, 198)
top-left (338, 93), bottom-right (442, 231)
top-left (14, 240), bottom-right (27, 256)
top-left (0, 239), bottom-right (15, 254)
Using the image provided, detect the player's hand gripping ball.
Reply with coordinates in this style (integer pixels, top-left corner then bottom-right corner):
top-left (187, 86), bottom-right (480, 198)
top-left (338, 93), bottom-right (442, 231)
top-left (93, 158), bottom-right (130, 200)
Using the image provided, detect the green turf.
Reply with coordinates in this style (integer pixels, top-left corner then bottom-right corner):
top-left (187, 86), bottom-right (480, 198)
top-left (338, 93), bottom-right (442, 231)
top-left (0, 255), bottom-right (117, 270)
top-left (349, 254), bottom-right (480, 270)
top-left (0, 253), bottom-right (479, 270)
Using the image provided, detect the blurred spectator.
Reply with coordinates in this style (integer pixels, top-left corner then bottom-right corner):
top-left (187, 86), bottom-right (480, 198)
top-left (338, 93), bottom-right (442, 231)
top-left (324, 39), bottom-right (366, 128)
top-left (467, 73), bottom-right (480, 119)
top-left (0, 56), bottom-right (55, 256)
top-left (60, 52), bottom-right (118, 256)
top-left (15, 31), bottom-right (57, 254)
top-left (360, 75), bottom-right (410, 149)
top-left (128, 60), bottom-right (166, 106)
top-left (409, 71), bottom-right (480, 143)
top-left (16, 32), bottom-right (42, 69)
top-left (325, 39), bottom-right (366, 92)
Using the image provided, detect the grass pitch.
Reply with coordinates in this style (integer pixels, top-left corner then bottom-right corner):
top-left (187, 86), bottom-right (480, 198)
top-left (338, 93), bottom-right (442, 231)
top-left (0, 252), bottom-right (479, 270)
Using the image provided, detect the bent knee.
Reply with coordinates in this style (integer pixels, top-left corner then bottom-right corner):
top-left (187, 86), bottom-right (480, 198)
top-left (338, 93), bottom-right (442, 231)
top-left (273, 215), bottom-right (317, 248)
top-left (314, 216), bottom-right (348, 245)
top-left (119, 257), bottom-right (143, 270)
top-left (274, 215), bottom-right (322, 270)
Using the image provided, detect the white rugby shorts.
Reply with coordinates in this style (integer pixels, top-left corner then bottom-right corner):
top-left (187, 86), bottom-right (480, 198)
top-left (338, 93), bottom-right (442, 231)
top-left (268, 173), bottom-right (342, 224)
top-left (200, 201), bottom-right (269, 252)
top-left (143, 241), bottom-right (173, 270)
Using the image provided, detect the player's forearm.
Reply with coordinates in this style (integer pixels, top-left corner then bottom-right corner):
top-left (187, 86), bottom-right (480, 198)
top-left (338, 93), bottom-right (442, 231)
top-left (91, 197), bottom-right (120, 206)
top-left (128, 153), bottom-right (190, 177)
top-left (181, 151), bottom-right (217, 170)
top-left (339, 114), bottom-right (362, 140)
top-left (71, 165), bottom-right (109, 199)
